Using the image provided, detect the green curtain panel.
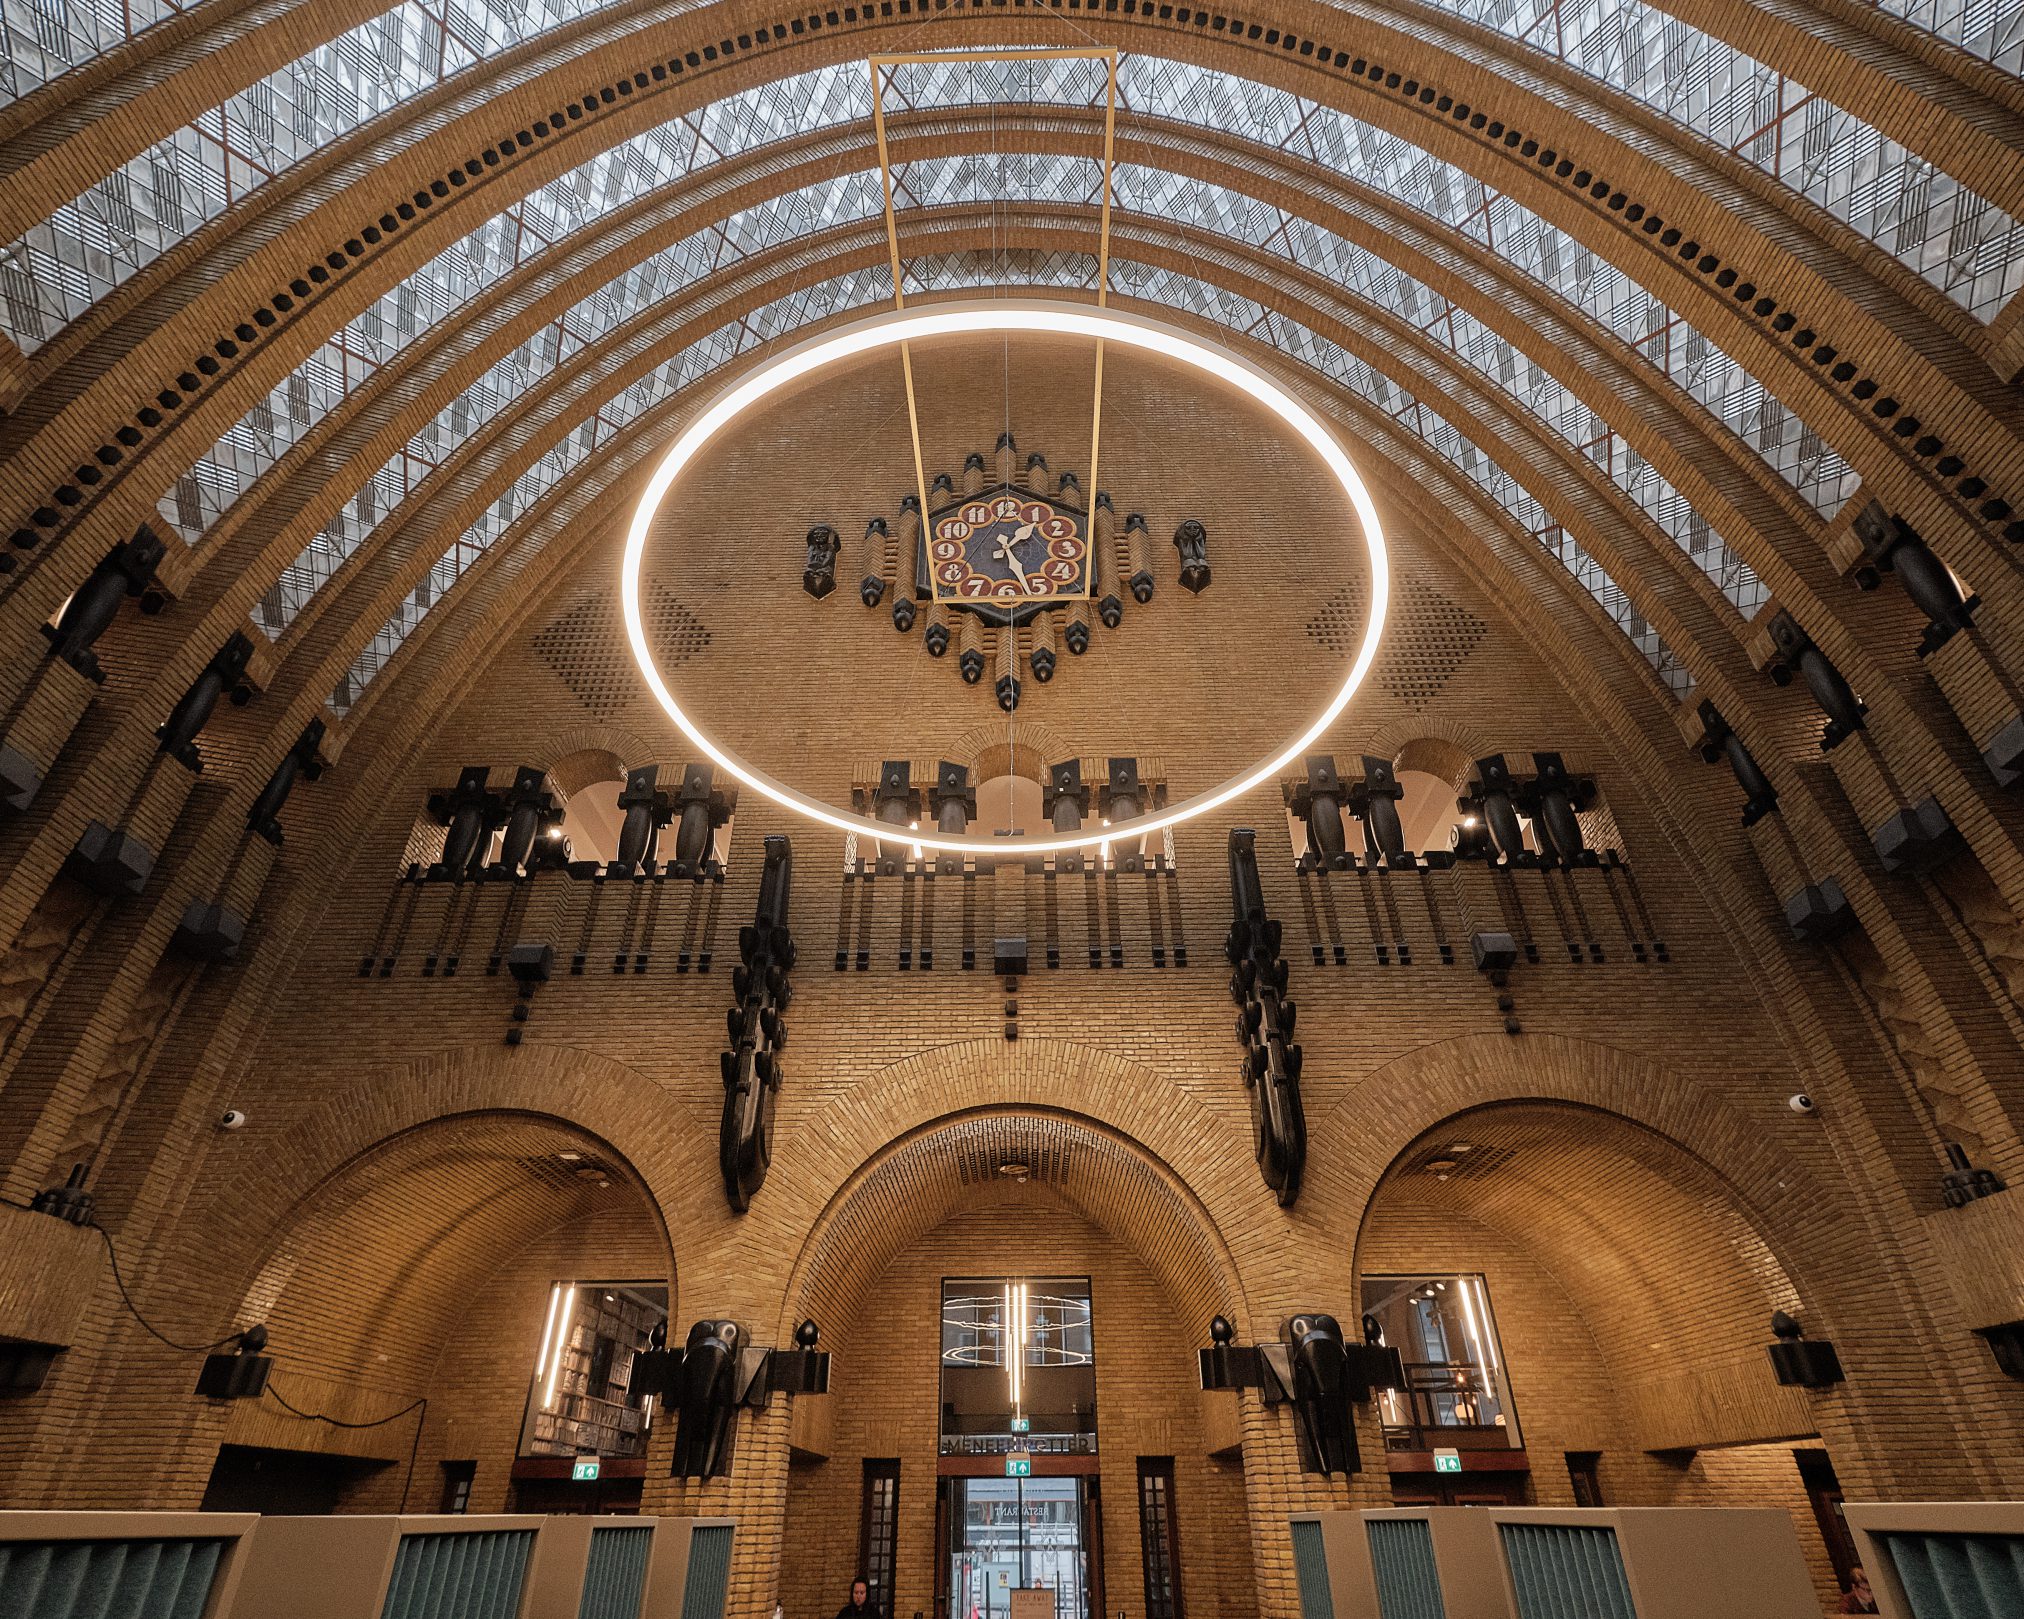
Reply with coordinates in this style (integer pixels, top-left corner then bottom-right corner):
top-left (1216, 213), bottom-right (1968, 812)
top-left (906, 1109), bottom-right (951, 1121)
top-left (1877, 1531), bottom-right (2024, 1619)
top-left (0, 1538), bottom-right (224, 1619)
top-left (577, 1526), bottom-right (653, 1619)
top-left (680, 1527), bottom-right (734, 1619)
top-left (1366, 1519), bottom-right (1447, 1619)
top-left (378, 1529), bottom-right (535, 1619)
top-left (1289, 1520), bottom-right (1334, 1619)
top-left (1499, 1524), bottom-right (1637, 1619)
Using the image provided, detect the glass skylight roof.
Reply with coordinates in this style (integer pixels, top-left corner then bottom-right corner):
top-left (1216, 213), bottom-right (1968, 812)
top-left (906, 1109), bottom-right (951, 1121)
top-left (4, 13), bottom-right (2018, 355)
top-left (172, 67), bottom-right (1802, 648)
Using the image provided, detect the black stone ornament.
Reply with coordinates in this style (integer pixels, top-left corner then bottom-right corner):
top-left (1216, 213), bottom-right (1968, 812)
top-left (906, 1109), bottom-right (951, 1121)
top-left (1226, 828), bottom-right (1306, 1205)
top-left (720, 835), bottom-right (793, 1211)
top-left (46, 527), bottom-right (166, 683)
top-left (802, 524), bottom-right (841, 598)
top-left (157, 633), bottom-right (254, 770)
top-left (1173, 518), bottom-right (1211, 593)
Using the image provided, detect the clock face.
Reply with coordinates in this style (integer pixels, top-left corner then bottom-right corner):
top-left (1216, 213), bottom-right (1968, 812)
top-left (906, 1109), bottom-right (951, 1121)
top-left (928, 487), bottom-right (1089, 605)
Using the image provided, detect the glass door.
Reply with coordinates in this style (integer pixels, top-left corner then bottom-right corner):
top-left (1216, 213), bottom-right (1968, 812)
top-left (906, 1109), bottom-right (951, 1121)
top-left (946, 1476), bottom-right (1090, 1619)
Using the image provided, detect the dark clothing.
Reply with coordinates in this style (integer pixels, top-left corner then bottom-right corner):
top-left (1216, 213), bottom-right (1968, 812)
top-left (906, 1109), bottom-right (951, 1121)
top-left (1838, 1591), bottom-right (1878, 1614)
top-left (836, 1601), bottom-right (877, 1619)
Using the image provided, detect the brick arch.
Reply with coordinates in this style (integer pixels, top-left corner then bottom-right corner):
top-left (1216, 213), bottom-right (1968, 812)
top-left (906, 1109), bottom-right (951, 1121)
top-left (1309, 1031), bottom-right (1838, 1283)
top-left (781, 1104), bottom-right (1251, 1350)
top-left (1365, 720), bottom-right (1486, 781)
top-left (545, 745), bottom-right (632, 799)
top-left (179, 1042), bottom-right (721, 1331)
top-left (761, 1038), bottom-right (1270, 1340)
top-left (947, 718), bottom-right (1078, 785)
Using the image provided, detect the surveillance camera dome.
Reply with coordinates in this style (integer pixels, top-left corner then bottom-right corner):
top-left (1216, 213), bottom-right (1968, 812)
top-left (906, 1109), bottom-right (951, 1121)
top-left (219, 1108), bottom-right (249, 1130)
top-left (1788, 1093), bottom-right (1815, 1114)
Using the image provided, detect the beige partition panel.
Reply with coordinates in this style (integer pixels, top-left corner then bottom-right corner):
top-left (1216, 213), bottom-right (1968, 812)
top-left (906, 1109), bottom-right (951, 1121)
top-left (1341, 1506), bottom-right (1816, 1619)
top-left (0, 1511), bottom-right (260, 1619)
top-left (1353, 1508), bottom-right (1508, 1619)
top-left (221, 1514), bottom-right (565, 1619)
top-left (1484, 1507), bottom-right (1818, 1619)
top-left (1844, 1501), bottom-right (2024, 1619)
top-left (645, 1518), bottom-right (702, 1619)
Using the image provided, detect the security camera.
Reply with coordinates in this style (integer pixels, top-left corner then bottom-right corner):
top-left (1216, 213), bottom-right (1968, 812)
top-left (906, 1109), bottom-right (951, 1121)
top-left (219, 1109), bottom-right (249, 1131)
top-left (1787, 1094), bottom-right (1815, 1115)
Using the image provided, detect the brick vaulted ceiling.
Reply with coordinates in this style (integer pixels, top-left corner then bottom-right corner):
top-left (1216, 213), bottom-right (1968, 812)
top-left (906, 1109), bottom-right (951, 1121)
top-left (0, 0), bottom-right (2021, 1034)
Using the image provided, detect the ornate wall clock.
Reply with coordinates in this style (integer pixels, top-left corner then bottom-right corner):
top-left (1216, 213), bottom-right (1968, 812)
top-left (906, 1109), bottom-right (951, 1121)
top-left (927, 486), bottom-right (1090, 609)
top-left (798, 433), bottom-right (1211, 712)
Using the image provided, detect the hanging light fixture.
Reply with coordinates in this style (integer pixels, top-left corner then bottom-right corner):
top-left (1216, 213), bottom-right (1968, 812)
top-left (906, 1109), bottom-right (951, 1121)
top-left (621, 302), bottom-right (1389, 858)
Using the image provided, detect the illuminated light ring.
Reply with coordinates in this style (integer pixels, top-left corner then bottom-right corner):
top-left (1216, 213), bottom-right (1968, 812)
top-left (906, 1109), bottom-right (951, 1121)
top-left (623, 299), bottom-right (1388, 856)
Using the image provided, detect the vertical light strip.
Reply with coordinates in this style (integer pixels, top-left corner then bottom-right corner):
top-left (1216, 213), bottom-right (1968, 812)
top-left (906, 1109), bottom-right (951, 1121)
top-left (544, 1283), bottom-right (577, 1410)
top-left (1456, 1274), bottom-right (1489, 1395)
top-left (534, 1282), bottom-right (564, 1379)
top-left (1004, 1281), bottom-right (1016, 1411)
top-left (1469, 1278), bottom-right (1502, 1379)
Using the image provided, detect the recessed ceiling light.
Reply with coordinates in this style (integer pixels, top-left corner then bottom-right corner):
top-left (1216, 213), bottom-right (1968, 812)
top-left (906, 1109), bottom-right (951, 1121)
top-left (998, 1161), bottom-right (1031, 1180)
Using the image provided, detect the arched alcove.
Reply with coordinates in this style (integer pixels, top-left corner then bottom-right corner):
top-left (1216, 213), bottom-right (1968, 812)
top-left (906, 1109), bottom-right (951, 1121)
top-left (205, 1111), bottom-right (673, 1516)
top-left (778, 1109), bottom-right (1255, 1619)
top-left (1353, 1101), bottom-right (1842, 1608)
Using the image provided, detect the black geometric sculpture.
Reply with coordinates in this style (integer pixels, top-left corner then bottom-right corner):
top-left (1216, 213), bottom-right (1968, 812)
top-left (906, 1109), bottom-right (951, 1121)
top-left (1347, 755), bottom-right (1408, 867)
top-left (45, 527), bottom-right (166, 683)
top-left (894, 500), bottom-right (924, 633)
top-left (1288, 755), bottom-right (1353, 871)
top-left (246, 719), bottom-right (327, 845)
top-left (928, 762), bottom-right (975, 877)
top-left (670, 763), bottom-right (733, 880)
top-left (1696, 702), bottom-right (1780, 825)
top-left (720, 835), bottom-right (793, 1211)
top-left (1044, 759), bottom-right (1089, 874)
top-left (1226, 828), bottom-right (1306, 1206)
top-left (1765, 612), bottom-right (1866, 750)
top-left (1195, 1313), bottom-right (1390, 1475)
top-left (802, 524), bottom-right (841, 599)
top-left (493, 767), bottom-right (561, 876)
top-left (1101, 757), bottom-right (1149, 873)
top-left (610, 765), bottom-right (676, 877)
top-left (428, 768), bottom-right (505, 881)
top-left (1173, 519), bottom-right (1211, 594)
top-left (1520, 752), bottom-right (1594, 864)
top-left (1095, 494), bottom-right (1124, 629)
top-left (1462, 754), bottom-right (1528, 863)
top-left (1851, 502), bottom-right (1976, 656)
top-left (1765, 1311), bottom-right (1844, 1389)
top-left (157, 633), bottom-right (254, 770)
top-left (858, 517), bottom-right (890, 608)
top-left (870, 760), bottom-right (917, 877)
top-left (632, 1316), bottom-right (831, 1478)
top-left (1125, 512), bottom-right (1156, 604)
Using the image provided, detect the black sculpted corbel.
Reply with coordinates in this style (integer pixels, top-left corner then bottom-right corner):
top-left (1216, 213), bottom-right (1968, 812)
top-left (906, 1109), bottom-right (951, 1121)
top-left (1226, 828), bottom-right (1306, 1205)
top-left (720, 835), bottom-right (794, 1211)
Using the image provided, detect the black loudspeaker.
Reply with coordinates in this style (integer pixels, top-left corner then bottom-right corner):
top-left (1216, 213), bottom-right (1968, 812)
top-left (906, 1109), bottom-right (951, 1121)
top-left (1976, 1321), bottom-right (2024, 1381)
top-left (194, 1352), bottom-right (272, 1400)
top-left (1767, 1338), bottom-right (1843, 1388)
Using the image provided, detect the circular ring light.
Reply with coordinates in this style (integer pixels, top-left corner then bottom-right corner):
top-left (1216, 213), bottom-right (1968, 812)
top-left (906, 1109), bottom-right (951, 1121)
top-left (624, 299), bottom-right (1387, 856)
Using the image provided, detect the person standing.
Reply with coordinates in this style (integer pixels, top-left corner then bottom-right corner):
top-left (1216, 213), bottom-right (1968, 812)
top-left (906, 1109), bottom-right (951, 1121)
top-left (1838, 1565), bottom-right (1878, 1614)
top-left (836, 1578), bottom-right (879, 1619)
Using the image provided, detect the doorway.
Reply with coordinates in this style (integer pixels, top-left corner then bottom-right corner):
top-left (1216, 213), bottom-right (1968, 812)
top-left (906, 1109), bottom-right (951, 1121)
top-left (941, 1476), bottom-right (1097, 1619)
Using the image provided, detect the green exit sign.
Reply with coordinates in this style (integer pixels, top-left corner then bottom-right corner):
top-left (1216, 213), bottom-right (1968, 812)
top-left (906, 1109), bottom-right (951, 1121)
top-left (1010, 1417), bottom-right (1031, 1433)
top-left (1433, 1450), bottom-right (1461, 1475)
top-left (572, 1458), bottom-right (601, 1482)
top-left (1005, 1453), bottom-right (1033, 1478)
